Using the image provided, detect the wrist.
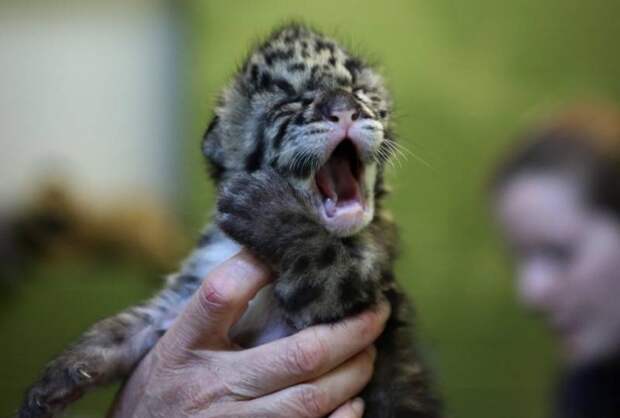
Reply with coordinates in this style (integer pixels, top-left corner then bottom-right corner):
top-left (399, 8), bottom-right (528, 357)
top-left (107, 351), bottom-right (156, 417)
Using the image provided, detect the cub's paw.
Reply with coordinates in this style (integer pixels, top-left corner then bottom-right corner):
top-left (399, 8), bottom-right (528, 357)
top-left (216, 170), bottom-right (311, 254)
top-left (19, 358), bottom-right (98, 418)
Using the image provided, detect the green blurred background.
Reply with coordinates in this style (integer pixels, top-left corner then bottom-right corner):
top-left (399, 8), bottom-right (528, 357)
top-left (2, 1), bottom-right (620, 417)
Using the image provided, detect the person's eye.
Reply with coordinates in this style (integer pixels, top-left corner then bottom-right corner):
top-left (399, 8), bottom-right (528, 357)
top-left (538, 243), bottom-right (574, 264)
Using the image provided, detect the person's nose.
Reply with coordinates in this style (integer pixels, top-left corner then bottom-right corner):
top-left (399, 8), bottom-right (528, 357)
top-left (518, 259), bottom-right (560, 312)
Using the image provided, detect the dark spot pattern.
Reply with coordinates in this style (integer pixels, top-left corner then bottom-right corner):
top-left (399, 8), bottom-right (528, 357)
top-left (203, 115), bottom-right (219, 139)
top-left (318, 245), bottom-right (337, 268)
top-left (203, 116), bottom-right (226, 180)
top-left (292, 255), bottom-right (310, 275)
top-left (344, 58), bottom-right (362, 81)
top-left (263, 48), bottom-right (295, 66)
top-left (342, 236), bottom-right (358, 250)
top-left (273, 78), bottom-right (296, 96)
top-left (339, 270), bottom-right (371, 315)
top-left (273, 117), bottom-right (292, 149)
top-left (293, 112), bottom-right (306, 125)
top-left (245, 120), bottom-right (266, 172)
top-left (269, 109), bottom-right (297, 125)
top-left (250, 64), bottom-right (259, 83)
top-left (198, 231), bottom-right (215, 247)
top-left (259, 72), bottom-right (272, 91)
top-left (279, 284), bottom-right (324, 312)
top-left (287, 62), bottom-right (306, 72)
top-left (314, 39), bottom-right (335, 54)
top-left (169, 274), bottom-right (202, 299)
top-left (336, 76), bottom-right (351, 87)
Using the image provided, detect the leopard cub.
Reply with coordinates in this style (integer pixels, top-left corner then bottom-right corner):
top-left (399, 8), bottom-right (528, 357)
top-left (19, 23), bottom-right (440, 418)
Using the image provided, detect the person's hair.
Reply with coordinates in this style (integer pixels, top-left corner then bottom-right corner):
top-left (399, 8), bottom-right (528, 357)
top-left (491, 103), bottom-right (620, 217)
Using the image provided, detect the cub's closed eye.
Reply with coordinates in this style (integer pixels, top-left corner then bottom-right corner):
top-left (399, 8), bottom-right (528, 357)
top-left (274, 96), bottom-right (314, 109)
top-left (276, 97), bottom-right (303, 107)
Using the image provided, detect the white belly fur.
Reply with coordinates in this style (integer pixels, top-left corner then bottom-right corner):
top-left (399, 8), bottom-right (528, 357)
top-left (230, 284), bottom-right (296, 347)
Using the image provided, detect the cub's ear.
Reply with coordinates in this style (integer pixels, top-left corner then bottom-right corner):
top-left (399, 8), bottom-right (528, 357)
top-left (202, 115), bottom-right (227, 181)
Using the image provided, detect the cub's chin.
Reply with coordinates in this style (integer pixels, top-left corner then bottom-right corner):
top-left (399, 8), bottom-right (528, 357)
top-left (317, 200), bottom-right (374, 237)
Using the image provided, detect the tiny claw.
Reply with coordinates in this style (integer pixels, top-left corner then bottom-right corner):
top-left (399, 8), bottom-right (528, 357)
top-left (77, 368), bottom-right (92, 380)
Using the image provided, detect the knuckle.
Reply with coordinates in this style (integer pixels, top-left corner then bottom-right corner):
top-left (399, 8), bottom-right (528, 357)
top-left (219, 366), bottom-right (259, 400)
top-left (285, 335), bottom-right (328, 375)
top-left (197, 277), bottom-right (236, 315)
top-left (296, 384), bottom-right (329, 417)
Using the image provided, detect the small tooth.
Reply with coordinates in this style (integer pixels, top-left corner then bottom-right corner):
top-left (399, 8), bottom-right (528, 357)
top-left (325, 198), bottom-right (337, 217)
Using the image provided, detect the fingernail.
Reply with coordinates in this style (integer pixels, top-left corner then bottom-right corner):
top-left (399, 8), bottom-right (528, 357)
top-left (351, 397), bottom-right (365, 415)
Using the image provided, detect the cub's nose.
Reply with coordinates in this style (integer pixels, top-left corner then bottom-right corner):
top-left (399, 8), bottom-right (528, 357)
top-left (318, 90), bottom-right (361, 127)
top-left (328, 109), bottom-right (359, 125)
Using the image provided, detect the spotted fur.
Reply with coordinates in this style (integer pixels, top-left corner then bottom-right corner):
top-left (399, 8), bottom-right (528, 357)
top-left (18, 24), bottom-right (440, 418)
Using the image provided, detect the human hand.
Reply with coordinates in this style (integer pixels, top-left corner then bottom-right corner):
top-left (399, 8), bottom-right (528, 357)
top-left (108, 250), bottom-right (390, 418)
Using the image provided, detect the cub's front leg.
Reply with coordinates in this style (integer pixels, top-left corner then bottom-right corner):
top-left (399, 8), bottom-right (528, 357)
top-left (217, 169), bottom-right (388, 329)
top-left (18, 272), bottom-right (201, 418)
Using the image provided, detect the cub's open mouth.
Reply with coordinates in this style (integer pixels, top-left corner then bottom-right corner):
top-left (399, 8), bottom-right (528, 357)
top-left (315, 139), bottom-right (367, 233)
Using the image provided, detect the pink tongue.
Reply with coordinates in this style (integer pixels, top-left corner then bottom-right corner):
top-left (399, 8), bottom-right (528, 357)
top-left (316, 155), bottom-right (359, 217)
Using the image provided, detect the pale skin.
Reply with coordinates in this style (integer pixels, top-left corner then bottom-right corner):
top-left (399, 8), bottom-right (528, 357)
top-left (496, 173), bottom-right (620, 367)
top-left (108, 250), bottom-right (390, 418)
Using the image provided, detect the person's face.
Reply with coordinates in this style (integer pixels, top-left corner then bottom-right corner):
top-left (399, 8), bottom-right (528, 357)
top-left (497, 173), bottom-right (620, 366)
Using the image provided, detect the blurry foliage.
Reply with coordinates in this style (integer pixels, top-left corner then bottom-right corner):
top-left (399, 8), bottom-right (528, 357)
top-left (2, 1), bottom-right (620, 417)
top-left (0, 180), bottom-right (188, 284)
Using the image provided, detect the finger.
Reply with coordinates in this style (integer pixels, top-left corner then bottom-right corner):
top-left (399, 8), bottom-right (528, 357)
top-left (240, 346), bottom-right (376, 418)
top-left (328, 397), bottom-right (365, 418)
top-left (163, 250), bottom-right (271, 350)
top-left (224, 302), bottom-right (389, 397)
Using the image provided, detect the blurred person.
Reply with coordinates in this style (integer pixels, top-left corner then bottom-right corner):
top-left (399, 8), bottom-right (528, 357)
top-left (107, 250), bottom-right (388, 418)
top-left (491, 103), bottom-right (620, 418)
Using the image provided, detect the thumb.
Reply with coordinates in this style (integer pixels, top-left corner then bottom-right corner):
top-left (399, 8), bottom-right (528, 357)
top-left (164, 249), bottom-right (271, 351)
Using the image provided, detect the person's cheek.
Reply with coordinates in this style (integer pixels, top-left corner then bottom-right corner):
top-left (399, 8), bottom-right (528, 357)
top-left (592, 234), bottom-right (620, 344)
top-left (565, 218), bottom-right (620, 363)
